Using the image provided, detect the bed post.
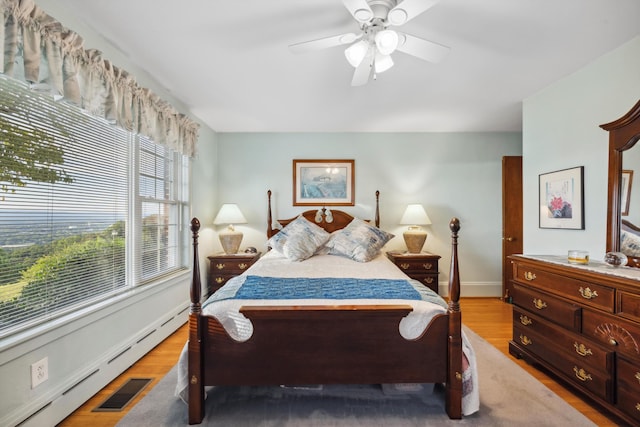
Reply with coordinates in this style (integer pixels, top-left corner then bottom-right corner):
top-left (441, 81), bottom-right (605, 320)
top-left (267, 189), bottom-right (274, 238)
top-left (445, 217), bottom-right (463, 419)
top-left (374, 190), bottom-right (380, 228)
top-left (188, 218), bottom-right (204, 424)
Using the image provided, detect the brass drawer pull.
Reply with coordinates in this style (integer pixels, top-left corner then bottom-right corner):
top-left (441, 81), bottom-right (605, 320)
top-left (573, 342), bottom-right (593, 357)
top-left (400, 263), bottom-right (410, 270)
top-left (533, 298), bottom-right (547, 310)
top-left (422, 263), bottom-right (432, 270)
top-left (635, 372), bottom-right (640, 384)
top-left (519, 315), bottom-right (533, 326)
top-left (636, 403), bottom-right (640, 412)
top-left (578, 286), bottom-right (598, 300)
top-left (519, 335), bottom-right (532, 346)
top-left (524, 271), bottom-right (537, 281)
top-left (573, 366), bottom-right (593, 382)
top-left (423, 277), bottom-right (434, 284)
top-left (215, 277), bottom-right (224, 284)
top-left (238, 263), bottom-right (248, 270)
top-left (215, 263), bottom-right (225, 270)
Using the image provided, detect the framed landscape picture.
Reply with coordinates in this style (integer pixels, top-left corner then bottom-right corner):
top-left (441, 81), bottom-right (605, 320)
top-left (539, 166), bottom-right (584, 229)
top-left (293, 159), bottom-right (354, 206)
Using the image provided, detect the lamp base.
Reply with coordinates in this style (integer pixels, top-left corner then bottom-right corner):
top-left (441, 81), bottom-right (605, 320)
top-left (403, 226), bottom-right (427, 254)
top-left (219, 229), bottom-right (243, 254)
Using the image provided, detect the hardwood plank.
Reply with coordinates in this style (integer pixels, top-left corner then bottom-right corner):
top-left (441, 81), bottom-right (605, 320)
top-left (59, 298), bottom-right (619, 426)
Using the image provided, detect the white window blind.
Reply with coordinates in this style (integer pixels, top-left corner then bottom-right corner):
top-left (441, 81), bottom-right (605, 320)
top-left (0, 76), bottom-right (190, 336)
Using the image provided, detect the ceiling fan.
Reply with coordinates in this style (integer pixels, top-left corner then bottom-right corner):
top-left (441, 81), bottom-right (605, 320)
top-left (289, 0), bottom-right (450, 86)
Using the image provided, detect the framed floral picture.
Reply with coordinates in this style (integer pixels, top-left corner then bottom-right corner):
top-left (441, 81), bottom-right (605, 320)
top-left (539, 166), bottom-right (584, 229)
top-left (293, 159), bottom-right (354, 206)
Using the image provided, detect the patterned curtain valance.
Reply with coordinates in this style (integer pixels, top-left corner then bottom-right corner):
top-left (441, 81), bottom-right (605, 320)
top-left (0, 0), bottom-right (199, 157)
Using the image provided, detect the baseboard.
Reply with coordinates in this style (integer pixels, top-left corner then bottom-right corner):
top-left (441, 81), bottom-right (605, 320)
top-left (8, 304), bottom-right (188, 427)
top-left (438, 281), bottom-right (502, 298)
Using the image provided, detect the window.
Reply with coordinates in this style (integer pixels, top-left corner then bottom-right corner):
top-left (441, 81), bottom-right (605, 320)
top-left (0, 76), bottom-right (190, 336)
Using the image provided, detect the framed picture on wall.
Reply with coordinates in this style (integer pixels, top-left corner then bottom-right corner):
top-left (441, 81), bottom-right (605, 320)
top-left (621, 169), bottom-right (633, 216)
top-left (293, 159), bottom-right (355, 206)
top-left (539, 166), bottom-right (584, 229)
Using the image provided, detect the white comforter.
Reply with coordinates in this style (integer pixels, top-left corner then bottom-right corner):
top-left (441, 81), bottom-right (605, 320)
top-left (176, 251), bottom-right (479, 416)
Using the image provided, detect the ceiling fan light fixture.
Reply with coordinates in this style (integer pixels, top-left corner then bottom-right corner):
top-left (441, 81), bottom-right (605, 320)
top-left (345, 40), bottom-right (370, 67)
top-left (354, 8), bottom-right (373, 22)
top-left (374, 52), bottom-right (394, 73)
top-left (387, 8), bottom-right (408, 26)
top-left (374, 29), bottom-right (399, 55)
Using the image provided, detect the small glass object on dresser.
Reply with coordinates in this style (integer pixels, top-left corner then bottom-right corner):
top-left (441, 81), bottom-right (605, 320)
top-left (567, 249), bottom-right (589, 265)
top-left (604, 251), bottom-right (628, 267)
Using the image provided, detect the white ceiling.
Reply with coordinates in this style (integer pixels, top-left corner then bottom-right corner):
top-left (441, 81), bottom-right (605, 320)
top-left (57, 0), bottom-right (639, 133)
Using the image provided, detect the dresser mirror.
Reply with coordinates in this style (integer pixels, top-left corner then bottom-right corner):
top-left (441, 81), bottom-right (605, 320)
top-left (601, 99), bottom-right (640, 267)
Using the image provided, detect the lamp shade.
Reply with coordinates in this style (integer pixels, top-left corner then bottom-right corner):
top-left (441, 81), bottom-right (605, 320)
top-left (400, 204), bottom-right (432, 225)
top-left (213, 204), bottom-right (247, 226)
top-left (400, 204), bottom-right (431, 254)
top-left (214, 204), bottom-right (247, 254)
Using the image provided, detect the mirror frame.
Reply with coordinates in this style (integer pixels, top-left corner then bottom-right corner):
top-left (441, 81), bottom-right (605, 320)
top-left (601, 99), bottom-right (640, 267)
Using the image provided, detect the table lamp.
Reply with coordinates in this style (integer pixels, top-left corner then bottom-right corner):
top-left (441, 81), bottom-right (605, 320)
top-left (400, 204), bottom-right (432, 253)
top-left (213, 203), bottom-right (247, 254)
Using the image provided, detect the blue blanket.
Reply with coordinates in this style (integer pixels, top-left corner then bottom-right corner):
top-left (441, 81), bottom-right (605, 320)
top-left (233, 275), bottom-right (422, 301)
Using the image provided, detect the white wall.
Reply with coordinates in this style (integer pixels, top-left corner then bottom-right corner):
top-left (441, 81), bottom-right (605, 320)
top-left (0, 2), bottom-right (218, 426)
top-left (214, 132), bottom-right (522, 296)
top-left (523, 36), bottom-right (640, 258)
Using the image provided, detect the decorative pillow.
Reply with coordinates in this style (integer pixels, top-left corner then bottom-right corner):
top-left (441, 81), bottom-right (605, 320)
top-left (267, 215), bottom-right (330, 261)
top-left (325, 217), bottom-right (394, 262)
top-left (620, 230), bottom-right (640, 257)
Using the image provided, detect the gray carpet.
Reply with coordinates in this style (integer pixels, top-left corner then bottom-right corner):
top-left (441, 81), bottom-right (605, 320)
top-left (117, 326), bottom-right (597, 426)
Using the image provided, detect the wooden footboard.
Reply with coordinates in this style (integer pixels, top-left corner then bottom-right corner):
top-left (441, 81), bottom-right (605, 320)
top-left (187, 216), bottom-right (463, 424)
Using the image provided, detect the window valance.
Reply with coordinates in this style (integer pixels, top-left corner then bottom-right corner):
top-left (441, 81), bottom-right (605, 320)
top-left (1, 0), bottom-right (199, 157)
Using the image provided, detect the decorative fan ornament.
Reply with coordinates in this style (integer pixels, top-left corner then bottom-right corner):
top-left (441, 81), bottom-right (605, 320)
top-left (289, 0), bottom-right (450, 86)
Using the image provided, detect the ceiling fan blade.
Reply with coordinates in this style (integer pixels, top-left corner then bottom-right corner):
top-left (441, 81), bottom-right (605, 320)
top-left (388, 0), bottom-right (440, 26)
top-left (351, 46), bottom-right (374, 86)
top-left (342, 0), bottom-right (374, 23)
top-left (395, 32), bottom-right (450, 63)
top-left (289, 33), bottom-right (360, 54)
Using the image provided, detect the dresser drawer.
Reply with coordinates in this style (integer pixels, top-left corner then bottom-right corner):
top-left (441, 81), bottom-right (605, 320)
top-left (618, 356), bottom-right (640, 392)
top-left (513, 284), bottom-right (581, 331)
top-left (513, 263), bottom-right (615, 313)
top-left (513, 324), bottom-right (613, 401)
top-left (582, 309), bottom-right (640, 358)
top-left (617, 383), bottom-right (640, 423)
top-left (619, 291), bottom-right (640, 323)
top-left (513, 307), bottom-right (612, 373)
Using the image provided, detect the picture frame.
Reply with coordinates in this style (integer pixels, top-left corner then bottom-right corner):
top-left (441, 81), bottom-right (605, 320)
top-left (621, 169), bottom-right (633, 216)
top-left (293, 159), bottom-right (355, 206)
top-left (539, 166), bottom-right (584, 229)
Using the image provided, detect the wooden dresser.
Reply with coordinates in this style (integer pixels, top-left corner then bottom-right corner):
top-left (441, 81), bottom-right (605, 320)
top-left (509, 255), bottom-right (640, 425)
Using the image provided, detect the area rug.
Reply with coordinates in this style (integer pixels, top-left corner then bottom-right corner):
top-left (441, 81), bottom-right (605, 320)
top-left (117, 326), bottom-right (596, 426)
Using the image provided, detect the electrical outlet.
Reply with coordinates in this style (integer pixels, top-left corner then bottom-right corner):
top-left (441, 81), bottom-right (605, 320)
top-left (31, 357), bottom-right (48, 388)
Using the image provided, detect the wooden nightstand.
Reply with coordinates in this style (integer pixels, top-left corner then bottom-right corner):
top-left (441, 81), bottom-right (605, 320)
top-left (386, 251), bottom-right (441, 293)
top-left (207, 252), bottom-right (261, 296)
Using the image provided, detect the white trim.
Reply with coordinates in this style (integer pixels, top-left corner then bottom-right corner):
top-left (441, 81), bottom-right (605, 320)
top-left (438, 281), bottom-right (502, 298)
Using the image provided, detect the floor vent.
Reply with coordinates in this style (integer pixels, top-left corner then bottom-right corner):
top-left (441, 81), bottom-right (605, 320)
top-left (93, 378), bottom-right (153, 412)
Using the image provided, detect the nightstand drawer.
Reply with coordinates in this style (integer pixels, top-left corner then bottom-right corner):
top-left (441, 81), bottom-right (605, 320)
top-left (212, 258), bottom-right (254, 273)
top-left (512, 284), bottom-right (581, 331)
top-left (207, 252), bottom-right (261, 296)
top-left (386, 251), bottom-right (440, 293)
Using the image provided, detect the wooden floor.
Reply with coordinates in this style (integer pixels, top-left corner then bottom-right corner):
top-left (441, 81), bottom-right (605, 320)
top-left (58, 298), bottom-right (619, 426)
